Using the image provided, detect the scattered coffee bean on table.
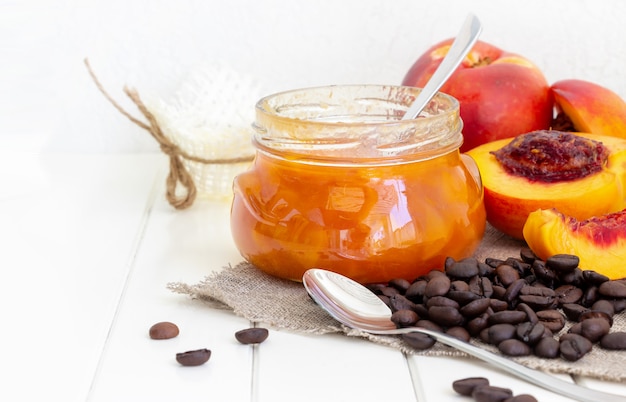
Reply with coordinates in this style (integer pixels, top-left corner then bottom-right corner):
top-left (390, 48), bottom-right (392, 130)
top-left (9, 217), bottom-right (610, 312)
top-left (368, 247), bottom-right (626, 363)
top-left (176, 348), bottom-right (211, 366)
top-left (235, 327), bottom-right (269, 344)
top-left (149, 321), bottom-right (179, 340)
top-left (452, 377), bottom-right (537, 402)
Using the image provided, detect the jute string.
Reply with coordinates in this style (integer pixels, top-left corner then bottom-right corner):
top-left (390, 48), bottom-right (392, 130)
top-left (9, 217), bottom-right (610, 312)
top-left (84, 59), bottom-right (254, 209)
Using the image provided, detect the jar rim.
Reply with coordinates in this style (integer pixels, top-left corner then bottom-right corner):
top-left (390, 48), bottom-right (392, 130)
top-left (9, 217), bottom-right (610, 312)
top-left (253, 84), bottom-right (463, 164)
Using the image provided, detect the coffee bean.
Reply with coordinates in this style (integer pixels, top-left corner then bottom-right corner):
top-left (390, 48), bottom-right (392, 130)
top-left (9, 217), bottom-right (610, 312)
top-left (496, 264), bottom-right (520, 287)
top-left (599, 280), bottom-right (626, 298)
top-left (415, 319), bottom-right (443, 332)
top-left (498, 338), bottom-right (531, 356)
top-left (505, 257), bottom-right (530, 275)
top-left (600, 332), bottom-right (626, 350)
top-left (472, 385), bottom-right (514, 402)
top-left (389, 294), bottom-right (418, 312)
top-left (443, 326), bottom-right (470, 342)
top-left (562, 303), bottom-right (589, 321)
top-left (381, 286), bottom-right (400, 297)
top-left (534, 336), bottom-right (560, 359)
top-left (536, 309), bottom-right (565, 333)
top-left (560, 268), bottom-right (584, 287)
top-left (391, 309), bottom-right (419, 328)
top-left (515, 303), bottom-right (538, 324)
top-left (428, 305), bottom-right (464, 327)
top-left (388, 278), bottom-right (411, 293)
top-left (460, 297), bottom-right (492, 317)
top-left (467, 313), bottom-right (491, 336)
top-left (516, 322), bottom-right (545, 346)
top-left (487, 323), bottom-right (517, 345)
top-left (579, 310), bottom-right (613, 326)
top-left (579, 289), bottom-right (598, 307)
top-left (425, 275), bottom-right (451, 298)
top-left (520, 247), bottom-right (538, 264)
top-left (405, 280), bottom-right (427, 302)
top-left (452, 377), bottom-right (490, 396)
top-left (560, 333), bottom-right (592, 361)
top-left (176, 348), bottom-right (211, 366)
top-left (149, 321), bottom-right (179, 340)
top-left (554, 284), bottom-right (583, 305)
top-left (426, 295), bottom-right (459, 309)
top-left (592, 299), bottom-right (615, 317)
top-left (402, 332), bottom-right (436, 350)
top-left (505, 394), bottom-right (538, 402)
top-left (613, 299), bottom-right (626, 313)
top-left (235, 328), bottom-right (269, 344)
top-left (446, 257), bottom-right (480, 279)
top-left (532, 260), bottom-right (557, 286)
top-left (485, 257), bottom-right (505, 268)
top-left (546, 254), bottom-right (579, 272)
top-left (478, 262), bottom-right (495, 277)
top-left (568, 322), bottom-right (582, 335)
top-left (491, 284), bottom-right (507, 300)
top-left (447, 290), bottom-right (482, 305)
top-left (490, 299), bottom-right (509, 312)
top-left (582, 270), bottom-right (610, 286)
top-left (366, 283), bottom-right (387, 295)
top-left (488, 310), bottom-right (527, 325)
top-left (520, 285), bottom-right (555, 298)
top-left (580, 317), bottom-right (610, 343)
top-left (450, 280), bottom-right (470, 292)
top-left (503, 279), bottom-right (527, 304)
top-left (517, 294), bottom-right (555, 310)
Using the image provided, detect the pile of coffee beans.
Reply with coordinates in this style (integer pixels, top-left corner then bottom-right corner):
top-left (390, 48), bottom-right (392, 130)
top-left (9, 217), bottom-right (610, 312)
top-left (452, 377), bottom-right (537, 402)
top-left (148, 322), bottom-right (269, 366)
top-left (367, 249), bottom-right (626, 361)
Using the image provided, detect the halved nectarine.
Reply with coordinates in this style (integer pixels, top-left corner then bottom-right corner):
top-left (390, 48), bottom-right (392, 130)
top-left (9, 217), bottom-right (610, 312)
top-left (523, 208), bottom-right (626, 280)
top-left (466, 131), bottom-right (626, 239)
top-left (551, 79), bottom-right (626, 139)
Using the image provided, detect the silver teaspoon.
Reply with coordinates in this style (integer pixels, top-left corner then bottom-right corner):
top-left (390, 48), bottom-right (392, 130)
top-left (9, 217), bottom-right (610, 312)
top-left (402, 13), bottom-right (482, 120)
top-left (302, 268), bottom-right (626, 402)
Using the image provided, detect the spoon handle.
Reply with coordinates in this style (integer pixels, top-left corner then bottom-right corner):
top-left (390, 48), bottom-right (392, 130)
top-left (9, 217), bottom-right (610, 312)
top-left (369, 327), bottom-right (626, 402)
top-left (402, 13), bottom-right (482, 120)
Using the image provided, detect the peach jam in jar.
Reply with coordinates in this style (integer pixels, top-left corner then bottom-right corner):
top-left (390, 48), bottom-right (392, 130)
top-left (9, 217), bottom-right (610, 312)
top-left (231, 85), bottom-right (486, 283)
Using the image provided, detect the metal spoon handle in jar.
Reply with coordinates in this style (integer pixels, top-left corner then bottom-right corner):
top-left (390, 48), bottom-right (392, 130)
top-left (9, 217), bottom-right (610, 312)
top-left (402, 13), bottom-right (482, 120)
top-left (367, 326), bottom-right (626, 402)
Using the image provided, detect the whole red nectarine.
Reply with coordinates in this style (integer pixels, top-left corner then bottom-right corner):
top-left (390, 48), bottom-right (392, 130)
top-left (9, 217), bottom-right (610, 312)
top-left (402, 39), bottom-right (553, 151)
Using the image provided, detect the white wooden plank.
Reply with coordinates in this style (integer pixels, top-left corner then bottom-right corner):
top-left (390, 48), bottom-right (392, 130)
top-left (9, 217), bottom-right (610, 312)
top-left (256, 329), bottom-right (417, 402)
top-left (88, 188), bottom-right (254, 401)
top-left (0, 153), bottom-right (164, 402)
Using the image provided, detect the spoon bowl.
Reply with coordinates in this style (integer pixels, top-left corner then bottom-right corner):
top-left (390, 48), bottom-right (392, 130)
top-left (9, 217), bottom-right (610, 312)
top-left (302, 268), bottom-right (626, 402)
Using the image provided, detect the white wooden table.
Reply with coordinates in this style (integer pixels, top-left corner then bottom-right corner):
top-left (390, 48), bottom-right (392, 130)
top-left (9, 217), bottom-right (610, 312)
top-left (2, 151), bottom-right (624, 402)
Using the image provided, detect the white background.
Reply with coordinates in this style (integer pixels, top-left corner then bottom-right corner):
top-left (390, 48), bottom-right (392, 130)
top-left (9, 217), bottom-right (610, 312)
top-left (3, 0), bottom-right (626, 153)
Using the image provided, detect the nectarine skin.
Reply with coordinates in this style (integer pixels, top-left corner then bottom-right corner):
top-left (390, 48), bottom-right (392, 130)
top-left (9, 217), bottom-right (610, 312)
top-left (466, 132), bottom-right (626, 239)
top-left (523, 208), bottom-right (626, 280)
top-left (551, 79), bottom-right (626, 140)
top-left (402, 39), bottom-right (553, 152)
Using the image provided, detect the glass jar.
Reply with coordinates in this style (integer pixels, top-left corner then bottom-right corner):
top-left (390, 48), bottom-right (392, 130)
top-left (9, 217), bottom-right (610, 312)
top-left (231, 85), bottom-right (486, 284)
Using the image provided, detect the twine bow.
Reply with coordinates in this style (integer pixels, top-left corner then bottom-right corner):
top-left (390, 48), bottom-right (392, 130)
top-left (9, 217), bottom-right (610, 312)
top-left (84, 58), bottom-right (253, 209)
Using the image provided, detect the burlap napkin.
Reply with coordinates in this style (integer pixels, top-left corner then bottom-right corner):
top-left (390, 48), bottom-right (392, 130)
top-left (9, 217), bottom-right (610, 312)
top-left (168, 225), bottom-right (626, 382)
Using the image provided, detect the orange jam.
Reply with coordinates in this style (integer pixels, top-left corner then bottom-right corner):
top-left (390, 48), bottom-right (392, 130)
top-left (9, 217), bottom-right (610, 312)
top-left (230, 85), bottom-right (486, 284)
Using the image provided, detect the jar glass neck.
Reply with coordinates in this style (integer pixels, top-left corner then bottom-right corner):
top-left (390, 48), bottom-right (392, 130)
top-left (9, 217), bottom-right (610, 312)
top-left (253, 85), bottom-right (463, 164)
